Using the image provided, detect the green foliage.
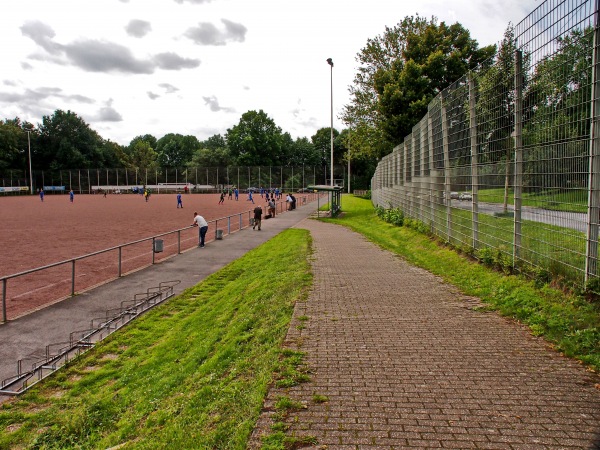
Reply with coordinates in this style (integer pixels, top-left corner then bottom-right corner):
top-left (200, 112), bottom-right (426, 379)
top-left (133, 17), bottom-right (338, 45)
top-left (374, 205), bottom-right (404, 226)
top-left (476, 246), bottom-right (514, 275)
top-left (226, 110), bottom-right (284, 166)
top-left (373, 20), bottom-right (495, 144)
top-left (38, 109), bottom-right (115, 170)
top-left (156, 133), bottom-right (199, 168)
top-left (273, 349), bottom-right (311, 388)
top-left (311, 127), bottom-right (346, 168)
top-left (119, 138), bottom-right (159, 170)
top-left (341, 15), bottom-right (433, 159)
top-left (0, 229), bottom-right (313, 449)
top-left (311, 394), bottom-right (328, 404)
top-left (584, 277), bottom-right (600, 304)
top-left (188, 146), bottom-right (232, 168)
top-left (0, 118), bottom-right (34, 171)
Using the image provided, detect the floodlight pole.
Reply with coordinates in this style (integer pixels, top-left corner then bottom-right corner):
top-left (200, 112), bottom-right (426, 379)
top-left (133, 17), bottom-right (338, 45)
top-left (27, 131), bottom-right (33, 194)
top-left (327, 58), bottom-right (334, 187)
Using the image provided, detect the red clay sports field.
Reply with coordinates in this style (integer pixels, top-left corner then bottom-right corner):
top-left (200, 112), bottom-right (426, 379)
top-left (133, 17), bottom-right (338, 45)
top-left (0, 192), bottom-right (313, 320)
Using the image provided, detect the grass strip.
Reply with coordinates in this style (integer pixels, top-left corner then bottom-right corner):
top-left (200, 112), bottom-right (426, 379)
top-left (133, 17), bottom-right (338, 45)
top-left (0, 228), bottom-right (313, 450)
top-left (327, 195), bottom-right (600, 371)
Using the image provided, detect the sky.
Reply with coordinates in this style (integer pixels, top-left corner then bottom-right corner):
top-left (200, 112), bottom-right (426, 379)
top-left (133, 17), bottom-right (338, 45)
top-left (1, 0), bottom-right (540, 147)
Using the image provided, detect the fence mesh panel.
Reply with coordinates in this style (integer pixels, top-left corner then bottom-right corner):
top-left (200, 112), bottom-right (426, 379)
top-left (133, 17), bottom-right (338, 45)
top-left (372, 0), bottom-right (597, 286)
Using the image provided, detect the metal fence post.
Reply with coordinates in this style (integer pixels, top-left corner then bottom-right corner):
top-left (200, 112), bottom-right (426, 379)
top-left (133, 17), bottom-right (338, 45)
top-left (71, 260), bottom-right (76, 296)
top-left (152, 237), bottom-right (156, 264)
top-left (586, 1), bottom-right (600, 281)
top-left (441, 95), bottom-right (452, 242)
top-left (2, 278), bottom-right (6, 323)
top-left (468, 74), bottom-right (479, 249)
top-left (513, 50), bottom-right (524, 265)
top-left (427, 115), bottom-right (436, 230)
top-left (177, 230), bottom-right (181, 254)
top-left (228, 216), bottom-right (231, 235)
top-left (118, 247), bottom-right (122, 277)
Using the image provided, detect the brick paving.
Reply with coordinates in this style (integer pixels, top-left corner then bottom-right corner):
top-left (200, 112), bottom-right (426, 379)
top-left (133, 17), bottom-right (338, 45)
top-left (249, 220), bottom-right (600, 449)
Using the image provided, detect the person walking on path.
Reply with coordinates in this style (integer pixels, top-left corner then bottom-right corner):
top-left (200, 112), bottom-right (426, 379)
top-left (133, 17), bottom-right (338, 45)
top-left (191, 212), bottom-right (208, 247)
top-left (218, 191), bottom-right (225, 205)
top-left (69, 190), bottom-right (74, 203)
top-left (177, 193), bottom-right (183, 208)
top-left (39, 189), bottom-right (44, 202)
top-left (248, 191), bottom-right (254, 204)
top-left (234, 188), bottom-right (239, 201)
top-left (252, 204), bottom-right (263, 231)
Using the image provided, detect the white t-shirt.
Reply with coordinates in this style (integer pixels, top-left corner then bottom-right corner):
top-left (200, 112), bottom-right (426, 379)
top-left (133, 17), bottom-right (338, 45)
top-left (193, 215), bottom-right (208, 227)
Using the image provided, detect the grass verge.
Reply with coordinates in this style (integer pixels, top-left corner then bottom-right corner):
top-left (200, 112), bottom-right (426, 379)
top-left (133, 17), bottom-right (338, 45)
top-left (0, 228), bottom-right (313, 450)
top-left (328, 195), bottom-right (600, 371)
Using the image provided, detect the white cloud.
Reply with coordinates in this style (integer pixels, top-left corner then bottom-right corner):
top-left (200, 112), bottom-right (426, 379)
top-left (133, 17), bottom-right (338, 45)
top-left (203, 95), bottom-right (235, 113)
top-left (126, 20), bottom-right (152, 38)
top-left (0, 0), bottom-right (543, 145)
top-left (184, 19), bottom-right (247, 46)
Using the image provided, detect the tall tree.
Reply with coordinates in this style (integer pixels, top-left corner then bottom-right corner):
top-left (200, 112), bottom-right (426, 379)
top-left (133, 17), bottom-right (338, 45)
top-left (37, 110), bottom-right (107, 170)
top-left (374, 20), bottom-right (496, 145)
top-left (311, 127), bottom-right (344, 167)
top-left (226, 110), bottom-right (283, 166)
top-left (129, 134), bottom-right (158, 151)
top-left (156, 133), bottom-right (199, 167)
top-left (286, 136), bottom-right (321, 166)
top-left (342, 16), bottom-right (434, 159)
top-left (200, 134), bottom-right (227, 151)
top-left (0, 118), bottom-right (34, 171)
top-left (188, 147), bottom-right (232, 167)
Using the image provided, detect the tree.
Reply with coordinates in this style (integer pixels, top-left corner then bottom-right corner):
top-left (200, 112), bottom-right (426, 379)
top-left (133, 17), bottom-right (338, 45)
top-left (130, 134), bottom-right (158, 151)
top-left (200, 134), bottom-right (227, 151)
top-left (0, 118), bottom-right (34, 171)
top-left (128, 140), bottom-right (158, 171)
top-left (286, 136), bottom-right (321, 166)
top-left (374, 21), bottom-right (496, 145)
top-left (37, 110), bottom-right (107, 170)
top-left (156, 133), bottom-right (199, 167)
top-left (342, 16), bottom-right (433, 159)
top-left (188, 147), bottom-right (232, 167)
top-left (226, 110), bottom-right (283, 166)
top-left (311, 127), bottom-right (345, 167)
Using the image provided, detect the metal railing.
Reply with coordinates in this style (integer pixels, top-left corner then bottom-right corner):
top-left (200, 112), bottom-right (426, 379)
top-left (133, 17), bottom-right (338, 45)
top-left (0, 281), bottom-right (179, 395)
top-left (1, 193), bottom-right (322, 322)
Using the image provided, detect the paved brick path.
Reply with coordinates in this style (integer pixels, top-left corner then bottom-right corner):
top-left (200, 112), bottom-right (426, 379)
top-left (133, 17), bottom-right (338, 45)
top-left (250, 220), bottom-right (600, 449)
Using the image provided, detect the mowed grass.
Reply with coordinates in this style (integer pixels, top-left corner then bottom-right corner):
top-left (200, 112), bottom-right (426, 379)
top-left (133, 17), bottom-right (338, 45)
top-left (0, 229), bottom-right (312, 449)
top-left (329, 195), bottom-right (600, 371)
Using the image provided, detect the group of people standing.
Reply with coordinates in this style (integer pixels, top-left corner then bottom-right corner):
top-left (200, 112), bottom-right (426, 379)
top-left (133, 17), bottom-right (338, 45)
top-left (191, 188), bottom-right (299, 246)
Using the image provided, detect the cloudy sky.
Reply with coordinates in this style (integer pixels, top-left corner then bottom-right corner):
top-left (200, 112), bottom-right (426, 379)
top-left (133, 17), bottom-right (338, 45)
top-left (1, 0), bottom-right (539, 146)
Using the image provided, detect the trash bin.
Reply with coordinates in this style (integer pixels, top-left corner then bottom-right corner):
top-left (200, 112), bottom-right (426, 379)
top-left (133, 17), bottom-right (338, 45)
top-left (215, 229), bottom-right (224, 240)
top-left (153, 239), bottom-right (164, 253)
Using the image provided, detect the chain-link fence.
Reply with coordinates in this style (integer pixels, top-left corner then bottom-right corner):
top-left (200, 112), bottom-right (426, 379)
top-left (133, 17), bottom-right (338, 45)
top-left (371, 0), bottom-right (599, 286)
